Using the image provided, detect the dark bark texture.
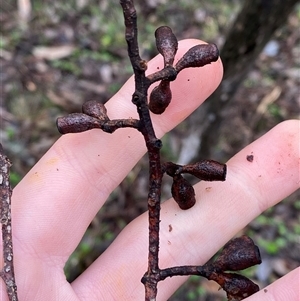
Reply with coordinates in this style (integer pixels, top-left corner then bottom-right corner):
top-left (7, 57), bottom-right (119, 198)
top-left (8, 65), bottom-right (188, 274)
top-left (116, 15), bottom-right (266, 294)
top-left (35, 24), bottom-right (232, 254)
top-left (0, 144), bottom-right (19, 301)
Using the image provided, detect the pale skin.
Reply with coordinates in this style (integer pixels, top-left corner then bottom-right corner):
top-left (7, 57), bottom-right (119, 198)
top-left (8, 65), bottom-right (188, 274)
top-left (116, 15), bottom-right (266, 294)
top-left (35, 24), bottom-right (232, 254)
top-left (1, 40), bottom-right (299, 301)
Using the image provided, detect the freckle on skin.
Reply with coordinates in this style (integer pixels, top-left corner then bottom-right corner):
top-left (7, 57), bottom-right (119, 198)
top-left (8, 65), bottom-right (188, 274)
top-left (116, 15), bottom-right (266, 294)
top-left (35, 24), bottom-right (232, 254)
top-left (205, 187), bottom-right (212, 192)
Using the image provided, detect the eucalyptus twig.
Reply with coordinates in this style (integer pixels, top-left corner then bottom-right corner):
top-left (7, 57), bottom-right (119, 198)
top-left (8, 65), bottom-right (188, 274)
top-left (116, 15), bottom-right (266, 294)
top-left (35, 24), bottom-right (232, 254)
top-left (156, 236), bottom-right (261, 300)
top-left (57, 1), bottom-right (262, 300)
top-left (0, 144), bottom-right (18, 301)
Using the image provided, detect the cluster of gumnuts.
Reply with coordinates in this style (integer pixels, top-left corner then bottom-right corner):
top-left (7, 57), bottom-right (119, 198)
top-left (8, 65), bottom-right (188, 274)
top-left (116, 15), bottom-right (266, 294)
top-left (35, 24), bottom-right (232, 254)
top-left (57, 24), bottom-right (261, 301)
top-left (57, 26), bottom-right (224, 210)
top-left (56, 26), bottom-right (219, 136)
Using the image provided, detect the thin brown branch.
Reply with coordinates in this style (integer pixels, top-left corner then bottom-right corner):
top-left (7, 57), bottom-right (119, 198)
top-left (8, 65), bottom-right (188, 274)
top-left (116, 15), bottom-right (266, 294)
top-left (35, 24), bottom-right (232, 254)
top-left (0, 144), bottom-right (19, 301)
top-left (120, 1), bottom-right (163, 300)
top-left (147, 66), bottom-right (177, 84)
top-left (56, 1), bottom-right (262, 300)
top-left (57, 113), bottom-right (140, 134)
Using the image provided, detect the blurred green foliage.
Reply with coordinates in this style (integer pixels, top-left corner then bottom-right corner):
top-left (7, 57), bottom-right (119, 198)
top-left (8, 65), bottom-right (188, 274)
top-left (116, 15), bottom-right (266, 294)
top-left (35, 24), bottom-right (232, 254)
top-left (9, 171), bottom-right (22, 187)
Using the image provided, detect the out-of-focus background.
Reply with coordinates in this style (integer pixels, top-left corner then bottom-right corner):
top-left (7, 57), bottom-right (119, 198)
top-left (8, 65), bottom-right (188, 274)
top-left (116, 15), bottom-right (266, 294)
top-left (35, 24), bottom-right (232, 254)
top-left (1, 0), bottom-right (299, 299)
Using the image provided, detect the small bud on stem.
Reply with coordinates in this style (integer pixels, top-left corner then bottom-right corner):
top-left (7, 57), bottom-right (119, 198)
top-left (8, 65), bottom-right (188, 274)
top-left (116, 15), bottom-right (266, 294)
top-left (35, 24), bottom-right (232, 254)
top-left (57, 113), bottom-right (101, 134)
top-left (171, 174), bottom-right (196, 210)
top-left (82, 100), bottom-right (109, 121)
top-left (209, 272), bottom-right (260, 301)
top-left (155, 26), bottom-right (178, 66)
top-left (179, 160), bottom-right (227, 181)
top-left (175, 44), bottom-right (219, 72)
top-left (149, 80), bottom-right (172, 114)
top-left (213, 236), bottom-right (262, 271)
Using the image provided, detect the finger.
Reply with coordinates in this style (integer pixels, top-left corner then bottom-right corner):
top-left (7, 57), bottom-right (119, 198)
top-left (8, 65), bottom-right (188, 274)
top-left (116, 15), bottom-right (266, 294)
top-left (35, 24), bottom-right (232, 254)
top-left (246, 267), bottom-right (299, 301)
top-left (72, 120), bottom-right (300, 300)
top-left (11, 39), bottom-right (223, 260)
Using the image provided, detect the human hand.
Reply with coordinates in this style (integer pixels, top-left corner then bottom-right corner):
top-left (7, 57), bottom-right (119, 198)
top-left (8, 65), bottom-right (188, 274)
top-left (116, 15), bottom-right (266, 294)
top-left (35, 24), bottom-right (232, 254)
top-left (1, 40), bottom-right (299, 301)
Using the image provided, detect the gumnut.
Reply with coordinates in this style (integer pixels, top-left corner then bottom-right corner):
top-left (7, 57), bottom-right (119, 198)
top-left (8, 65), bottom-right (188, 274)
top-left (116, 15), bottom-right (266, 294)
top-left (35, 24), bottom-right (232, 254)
top-left (211, 272), bottom-right (260, 301)
top-left (57, 113), bottom-right (100, 134)
top-left (175, 44), bottom-right (219, 72)
top-left (213, 236), bottom-right (262, 272)
top-left (179, 160), bottom-right (226, 181)
top-left (171, 174), bottom-right (196, 210)
top-left (155, 26), bottom-right (178, 66)
top-left (82, 100), bottom-right (109, 121)
top-left (149, 80), bottom-right (172, 114)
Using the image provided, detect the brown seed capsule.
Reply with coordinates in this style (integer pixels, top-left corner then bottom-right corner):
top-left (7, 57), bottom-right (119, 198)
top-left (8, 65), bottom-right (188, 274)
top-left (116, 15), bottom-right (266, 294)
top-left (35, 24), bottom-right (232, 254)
top-left (175, 44), bottom-right (219, 73)
top-left (155, 26), bottom-right (178, 66)
top-left (179, 160), bottom-right (226, 181)
top-left (216, 273), bottom-right (260, 301)
top-left (214, 236), bottom-right (262, 271)
top-left (56, 113), bottom-right (100, 134)
top-left (171, 174), bottom-right (196, 210)
top-left (149, 80), bottom-right (172, 114)
top-left (82, 100), bottom-right (109, 121)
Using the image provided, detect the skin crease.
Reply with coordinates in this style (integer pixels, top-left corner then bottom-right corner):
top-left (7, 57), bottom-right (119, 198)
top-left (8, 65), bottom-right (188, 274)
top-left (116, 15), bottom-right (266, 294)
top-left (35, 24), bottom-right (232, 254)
top-left (0, 39), bottom-right (299, 301)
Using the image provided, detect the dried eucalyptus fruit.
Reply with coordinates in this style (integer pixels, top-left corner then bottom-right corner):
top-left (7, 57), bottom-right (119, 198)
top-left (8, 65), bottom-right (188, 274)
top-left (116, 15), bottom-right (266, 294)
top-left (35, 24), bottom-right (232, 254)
top-left (179, 160), bottom-right (227, 181)
top-left (171, 174), bottom-right (196, 210)
top-left (175, 44), bottom-right (219, 72)
top-left (155, 26), bottom-right (178, 66)
top-left (213, 236), bottom-right (261, 271)
top-left (82, 100), bottom-right (109, 121)
top-left (149, 80), bottom-right (172, 114)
